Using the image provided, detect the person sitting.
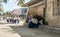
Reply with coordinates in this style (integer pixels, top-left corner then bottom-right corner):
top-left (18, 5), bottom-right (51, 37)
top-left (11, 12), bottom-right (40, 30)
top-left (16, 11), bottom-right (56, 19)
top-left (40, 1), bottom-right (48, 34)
top-left (28, 15), bottom-right (43, 28)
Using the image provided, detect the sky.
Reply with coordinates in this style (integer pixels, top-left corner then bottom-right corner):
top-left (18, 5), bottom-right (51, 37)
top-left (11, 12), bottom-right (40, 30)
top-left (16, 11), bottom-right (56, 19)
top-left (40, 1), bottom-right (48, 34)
top-left (1, 0), bottom-right (30, 12)
top-left (1, 0), bottom-right (19, 12)
top-left (24, 0), bottom-right (30, 4)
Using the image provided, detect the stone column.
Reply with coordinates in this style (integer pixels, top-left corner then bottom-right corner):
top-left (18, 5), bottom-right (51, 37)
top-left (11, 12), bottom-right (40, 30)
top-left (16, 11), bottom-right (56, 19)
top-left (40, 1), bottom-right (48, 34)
top-left (45, 0), bottom-right (54, 26)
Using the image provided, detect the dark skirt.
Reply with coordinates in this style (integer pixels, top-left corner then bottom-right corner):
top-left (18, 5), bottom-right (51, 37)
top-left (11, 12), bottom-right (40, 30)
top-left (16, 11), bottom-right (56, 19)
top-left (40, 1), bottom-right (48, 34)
top-left (28, 21), bottom-right (41, 28)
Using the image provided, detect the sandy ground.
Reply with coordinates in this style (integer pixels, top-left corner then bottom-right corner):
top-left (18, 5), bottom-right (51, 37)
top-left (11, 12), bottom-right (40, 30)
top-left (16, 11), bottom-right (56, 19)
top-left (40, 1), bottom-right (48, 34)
top-left (0, 20), bottom-right (59, 37)
top-left (0, 24), bottom-right (21, 37)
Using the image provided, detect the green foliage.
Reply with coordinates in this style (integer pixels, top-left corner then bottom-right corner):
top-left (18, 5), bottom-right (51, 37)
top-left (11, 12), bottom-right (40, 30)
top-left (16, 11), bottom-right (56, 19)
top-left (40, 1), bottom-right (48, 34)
top-left (4, 0), bottom-right (7, 3)
top-left (18, 0), bottom-right (25, 6)
top-left (0, 7), bottom-right (3, 12)
top-left (0, 3), bottom-right (3, 12)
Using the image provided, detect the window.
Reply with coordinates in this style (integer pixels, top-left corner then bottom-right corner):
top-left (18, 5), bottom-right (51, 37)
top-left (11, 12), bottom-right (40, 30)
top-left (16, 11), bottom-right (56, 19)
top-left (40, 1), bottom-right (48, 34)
top-left (53, 0), bottom-right (60, 16)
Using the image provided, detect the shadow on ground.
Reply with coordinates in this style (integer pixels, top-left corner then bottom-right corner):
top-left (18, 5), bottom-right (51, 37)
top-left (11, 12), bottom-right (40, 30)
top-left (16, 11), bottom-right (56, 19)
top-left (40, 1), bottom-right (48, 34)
top-left (9, 23), bottom-right (60, 37)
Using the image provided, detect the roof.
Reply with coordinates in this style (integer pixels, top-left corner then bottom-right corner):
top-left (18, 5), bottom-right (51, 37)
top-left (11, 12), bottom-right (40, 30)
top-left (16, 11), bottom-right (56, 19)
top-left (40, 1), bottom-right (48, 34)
top-left (24, 0), bottom-right (44, 6)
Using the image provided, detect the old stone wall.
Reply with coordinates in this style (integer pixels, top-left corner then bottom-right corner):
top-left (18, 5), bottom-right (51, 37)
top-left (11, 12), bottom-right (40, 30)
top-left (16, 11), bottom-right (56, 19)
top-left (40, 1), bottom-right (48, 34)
top-left (29, 4), bottom-right (45, 17)
top-left (46, 0), bottom-right (60, 27)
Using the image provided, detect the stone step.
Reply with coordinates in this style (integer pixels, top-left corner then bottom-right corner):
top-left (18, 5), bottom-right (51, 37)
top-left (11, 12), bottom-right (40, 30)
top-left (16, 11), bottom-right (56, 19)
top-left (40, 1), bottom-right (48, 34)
top-left (39, 25), bottom-right (60, 35)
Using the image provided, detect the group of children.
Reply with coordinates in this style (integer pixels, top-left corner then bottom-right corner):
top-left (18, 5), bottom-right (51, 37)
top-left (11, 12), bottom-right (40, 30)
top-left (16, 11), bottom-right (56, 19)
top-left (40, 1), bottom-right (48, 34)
top-left (26, 12), bottom-right (44, 28)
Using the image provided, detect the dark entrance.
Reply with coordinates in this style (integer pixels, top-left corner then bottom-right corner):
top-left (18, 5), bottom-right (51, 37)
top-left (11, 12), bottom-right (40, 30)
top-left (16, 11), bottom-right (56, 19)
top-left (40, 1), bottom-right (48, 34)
top-left (43, 7), bottom-right (46, 19)
top-left (43, 7), bottom-right (48, 25)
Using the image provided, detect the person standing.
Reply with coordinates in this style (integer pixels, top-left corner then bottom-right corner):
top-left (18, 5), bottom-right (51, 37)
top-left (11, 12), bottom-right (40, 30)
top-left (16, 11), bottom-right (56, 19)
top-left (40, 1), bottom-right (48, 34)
top-left (26, 12), bottom-right (32, 23)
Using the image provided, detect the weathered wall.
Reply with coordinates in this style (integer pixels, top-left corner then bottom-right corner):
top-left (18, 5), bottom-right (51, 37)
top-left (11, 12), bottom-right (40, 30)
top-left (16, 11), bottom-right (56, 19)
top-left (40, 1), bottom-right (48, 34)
top-left (29, 4), bottom-right (45, 17)
top-left (37, 5), bottom-right (45, 17)
top-left (46, 0), bottom-right (60, 27)
top-left (29, 7), bottom-right (38, 16)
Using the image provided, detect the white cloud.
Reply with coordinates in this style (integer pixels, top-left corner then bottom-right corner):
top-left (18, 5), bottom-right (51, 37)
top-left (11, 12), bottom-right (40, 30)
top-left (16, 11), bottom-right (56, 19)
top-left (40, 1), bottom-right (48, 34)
top-left (1, 0), bottom-right (20, 12)
top-left (1, 0), bottom-right (30, 12)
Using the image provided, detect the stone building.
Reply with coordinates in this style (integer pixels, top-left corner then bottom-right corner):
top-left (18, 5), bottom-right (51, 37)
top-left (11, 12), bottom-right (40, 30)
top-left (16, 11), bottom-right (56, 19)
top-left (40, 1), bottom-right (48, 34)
top-left (24, 0), bottom-right (45, 17)
top-left (24, 0), bottom-right (60, 27)
top-left (46, 0), bottom-right (60, 27)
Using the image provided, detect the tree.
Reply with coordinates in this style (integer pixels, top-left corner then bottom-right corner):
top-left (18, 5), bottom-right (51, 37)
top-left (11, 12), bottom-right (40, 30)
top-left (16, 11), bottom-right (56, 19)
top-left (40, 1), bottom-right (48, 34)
top-left (0, 7), bottom-right (3, 12)
top-left (18, 0), bottom-right (25, 6)
top-left (4, 0), bottom-right (7, 3)
top-left (0, 4), bottom-right (4, 14)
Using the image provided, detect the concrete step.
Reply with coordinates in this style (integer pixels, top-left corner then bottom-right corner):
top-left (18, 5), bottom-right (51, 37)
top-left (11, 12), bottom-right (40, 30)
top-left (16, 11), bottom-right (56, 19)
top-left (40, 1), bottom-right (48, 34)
top-left (39, 25), bottom-right (60, 35)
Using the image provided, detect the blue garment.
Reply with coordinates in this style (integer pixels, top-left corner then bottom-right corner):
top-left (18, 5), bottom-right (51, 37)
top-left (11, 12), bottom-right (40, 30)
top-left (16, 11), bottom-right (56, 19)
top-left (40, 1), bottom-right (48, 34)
top-left (28, 21), bottom-right (41, 28)
top-left (7, 19), bottom-right (9, 23)
top-left (29, 15), bottom-right (32, 21)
